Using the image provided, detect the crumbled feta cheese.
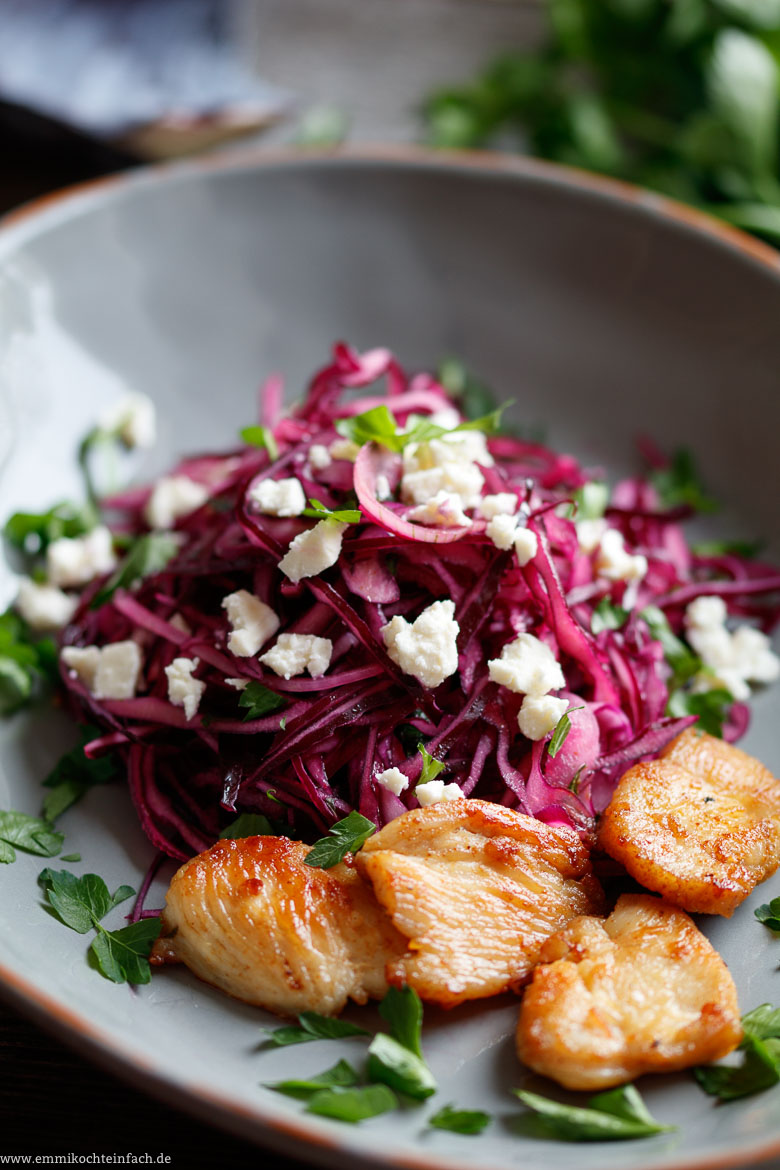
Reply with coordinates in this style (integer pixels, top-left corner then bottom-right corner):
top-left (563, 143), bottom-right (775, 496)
top-left (61, 640), bottom-right (142, 700)
top-left (165, 656), bottom-right (205, 721)
top-left (375, 766), bottom-right (409, 796)
top-left (221, 590), bottom-right (279, 657)
top-left (429, 406), bottom-right (462, 430)
top-left (375, 474), bottom-right (392, 501)
top-left (595, 528), bottom-right (648, 582)
top-left (407, 490), bottom-right (471, 528)
top-left (415, 779), bottom-right (465, 807)
top-left (518, 694), bottom-right (569, 741)
top-left (685, 600), bottom-right (780, 701)
top-left (278, 519), bottom-right (347, 583)
top-left (144, 476), bottom-right (209, 529)
top-left (329, 437), bottom-right (361, 462)
top-left (400, 434), bottom-right (487, 508)
top-left (15, 578), bottom-right (76, 631)
top-left (486, 513), bottom-right (518, 551)
top-left (381, 599), bottom-right (460, 689)
top-left (308, 444), bottom-right (332, 471)
top-left (248, 476), bottom-right (306, 518)
top-left (488, 632), bottom-right (565, 696)
top-left (686, 595), bottom-right (728, 630)
top-left (514, 527), bottom-right (538, 567)
top-left (169, 613), bottom-right (191, 635)
top-left (260, 633), bottom-right (332, 679)
top-left (100, 392), bottom-right (156, 449)
top-left (479, 493), bottom-right (517, 520)
top-left (225, 677), bottom-right (248, 691)
top-left (47, 526), bottom-right (117, 588)
top-left (576, 518), bottom-right (607, 556)
top-left (437, 431), bottom-right (494, 468)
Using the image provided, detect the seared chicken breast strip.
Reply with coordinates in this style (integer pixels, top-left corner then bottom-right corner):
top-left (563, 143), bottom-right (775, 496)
top-left (356, 799), bottom-right (604, 1008)
top-left (151, 836), bottom-right (406, 1016)
top-left (599, 728), bottom-right (780, 916)
top-left (516, 894), bottom-right (742, 1091)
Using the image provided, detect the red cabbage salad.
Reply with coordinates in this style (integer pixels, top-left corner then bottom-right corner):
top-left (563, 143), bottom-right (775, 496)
top-left (7, 343), bottom-right (780, 862)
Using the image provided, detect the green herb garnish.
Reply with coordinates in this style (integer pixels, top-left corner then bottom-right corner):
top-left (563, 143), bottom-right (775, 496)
top-left (303, 811), bottom-right (376, 869)
top-left (4, 501), bottom-right (97, 554)
top-left (237, 681), bottom-right (287, 721)
top-left (91, 532), bottom-right (180, 609)
top-left (515, 1084), bottom-right (673, 1141)
top-left (240, 425), bottom-right (279, 461)
top-left (695, 1003), bottom-right (780, 1099)
top-left (305, 1083), bottom-right (398, 1123)
top-left (264, 1059), bottom-right (359, 1099)
top-left (651, 449), bottom-right (719, 514)
top-left (366, 1033), bottom-right (437, 1100)
top-left (641, 605), bottom-right (701, 687)
top-left (666, 686), bottom-right (733, 738)
top-left (41, 726), bottom-right (119, 822)
top-left (38, 868), bottom-right (159, 985)
top-left (755, 896), bottom-right (780, 932)
top-left (335, 400), bottom-right (509, 455)
top-left (0, 810), bottom-right (63, 864)
top-left (303, 498), bottom-right (362, 524)
top-left (0, 609), bottom-right (57, 716)
top-left (417, 744), bottom-right (445, 785)
top-left (265, 1012), bottom-right (371, 1047)
top-left (547, 707), bottom-right (585, 758)
top-left (219, 813), bottom-right (274, 839)
top-left (429, 1104), bottom-right (491, 1135)
top-left (591, 598), bottom-right (629, 634)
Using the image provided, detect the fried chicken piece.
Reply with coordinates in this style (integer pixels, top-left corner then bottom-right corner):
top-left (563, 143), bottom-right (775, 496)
top-left (355, 799), bottom-right (604, 1008)
top-left (599, 728), bottom-right (780, 916)
top-left (151, 836), bottom-right (406, 1016)
top-left (516, 894), bottom-right (742, 1091)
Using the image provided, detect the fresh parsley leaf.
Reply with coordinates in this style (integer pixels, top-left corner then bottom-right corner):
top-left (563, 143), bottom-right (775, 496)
top-left (219, 813), bottom-right (274, 839)
top-left (265, 1012), bottom-right (370, 1047)
top-left (547, 707), bottom-right (584, 759)
top-left (692, 539), bottom-right (763, 559)
top-left (336, 405), bottom-right (405, 453)
top-left (41, 726), bottom-right (119, 822)
top-left (573, 482), bottom-right (609, 521)
top-left (38, 869), bottom-right (131, 933)
top-left (0, 811), bottom-right (63, 863)
top-left (60, 853), bottom-right (82, 863)
top-left (264, 1059), bottom-right (359, 1099)
top-left (428, 1104), bottom-right (491, 1135)
top-left (305, 1084), bottom-right (398, 1123)
top-left (367, 1033), bottom-right (437, 1100)
top-left (641, 605), bottom-right (700, 686)
top-left (651, 449), bottom-right (718, 514)
top-left (237, 681), bottom-right (287, 721)
top-left (755, 898), bottom-right (780, 933)
top-left (514, 1085), bottom-right (673, 1141)
top-left (742, 1004), bottom-right (780, 1041)
top-left (0, 840), bottom-right (15, 864)
top-left (666, 686), bottom-right (733, 738)
top-left (0, 610), bottom-right (58, 715)
top-left (396, 723), bottom-right (428, 755)
top-left (591, 598), bottom-right (628, 634)
top-left (303, 811), bottom-right (376, 869)
top-left (379, 985), bottom-right (424, 1058)
top-left (0, 656), bottom-right (33, 716)
top-left (436, 357), bottom-right (497, 421)
top-left (90, 917), bottom-right (162, 985)
top-left (403, 403), bottom-right (510, 448)
top-left (4, 501), bottom-right (96, 554)
top-left (694, 1035), bottom-right (780, 1100)
top-left (240, 425), bottom-right (279, 461)
top-left (91, 532), bottom-right (180, 609)
top-left (303, 498), bottom-right (362, 524)
top-left (417, 745), bottom-right (445, 786)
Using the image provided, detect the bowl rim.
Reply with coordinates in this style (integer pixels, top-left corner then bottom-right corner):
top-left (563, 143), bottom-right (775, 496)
top-left (1, 143), bottom-right (780, 1170)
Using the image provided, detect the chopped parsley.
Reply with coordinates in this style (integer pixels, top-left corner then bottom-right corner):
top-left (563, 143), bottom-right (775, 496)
top-left (695, 1004), bottom-right (780, 1100)
top-left (303, 498), bottom-right (362, 524)
top-left (417, 744), bottom-right (445, 785)
top-left (264, 1012), bottom-right (370, 1047)
top-left (303, 811), bottom-right (376, 869)
top-left (429, 1104), bottom-right (491, 1135)
top-left (0, 810), bottom-right (63, 864)
top-left (515, 1084), bottom-right (673, 1141)
top-left (755, 896), bottom-right (780, 933)
top-left (240, 425), bottom-right (279, 461)
top-left (237, 681), bottom-right (287, 721)
top-left (91, 532), bottom-right (180, 609)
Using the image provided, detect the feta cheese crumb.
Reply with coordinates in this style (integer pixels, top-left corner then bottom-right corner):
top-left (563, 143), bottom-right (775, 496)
top-left (514, 527), bottom-right (538, 567)
top-left (407, 490), bottom-right (471, 528)
top-left (375, 766), bottom-right (409, 796)
top-left (415, 779), bottom-right (466, 807)
top-left (686, 595), bottom-right (728, 630)
top-left (260, 633), bottom-right (333, 679)
top-left (278, 519), bottom-right (347, 583)
top-left (61, 640), bottom-right (142, 700)
top-left (595, 528), bottom-right (648, 582)
top-left (329, 437), bottom-right (361, 462)
top-left (144, 476), bottom-right (209, 529)
top-left (518, 694), bottom-right (569, 741)
top-left (685, 600), bottom-right (780, 701)
top-left (429, 406), bottom-right (462, 430)
top-left (225, 677), bottom-right (248, 691)
top-left (576, 518), bottom-right (607, 555)
top-left (221, 590), bottom-right (279, 657)
top-left (308, 444), bottom-right (332, 471)
top-left (165, 656), bottom-right (205, 721)
top-left (15, 578), bottom-right (76, 631)
top-left (486, 513), bottom-right (518, 550)
top-left (375, 474), bottom-right (392, 501)
top-left (248, 477), bottom-right (306, 518)
top-left (100, 392), bottom-right (156, 449)
top-left (479, 493), bottom-right (517, 520)
top-left (488, 632), bottom-right (565, 696)
top-left (47, 526), bottom-right (117, 588)
top-left (400, 434), bottom-right (487, 508)
top-left (381, 599), bottom-right (460, 689)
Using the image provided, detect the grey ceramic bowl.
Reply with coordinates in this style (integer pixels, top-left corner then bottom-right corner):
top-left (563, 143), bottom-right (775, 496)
top-left (1, 148), bottom-right (779, 1170)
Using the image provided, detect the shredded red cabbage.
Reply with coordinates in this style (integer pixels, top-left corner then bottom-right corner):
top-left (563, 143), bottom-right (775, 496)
top-left (58, 344), bottom-right (780, 859)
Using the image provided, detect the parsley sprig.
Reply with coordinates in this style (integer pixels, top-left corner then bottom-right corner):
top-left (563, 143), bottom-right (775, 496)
top-left (302, 498), bottom-right (362, 524)
top-left (237, 680), bottom-right (288, 721)
top-left (515, 1084), bottom-right (673, 1142)
top-left (91, 531), bottom-right (180, 609)
top-left (0, 610), bottom-right (57, 716)
top-left (695, 1004), bottom-right (780, 1100)
top-left (417, 744), bottom-right (445, 785)
top-left (41, 725), bottom-right (120, 823)
top-left (240, 425), bottom-right (279, 461)
top-left (335, 400), bottom-right (508, 455)
top-left (39, 868), bottom-right (160, 985)
top-left (303, 811), bottom-right (376, 869)
top-left (0, 810), bottom-right (64, 865)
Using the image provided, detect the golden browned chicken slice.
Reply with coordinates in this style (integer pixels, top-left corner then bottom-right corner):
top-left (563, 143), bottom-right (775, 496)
top-left (355, 799), bottom-right (604, 1009)
top-left (516, 894), bottom-right (742, 1091)
top-left (599, 728), bottom-right (780, 916)
top-left (151, 836), bottom-right (406, 1016)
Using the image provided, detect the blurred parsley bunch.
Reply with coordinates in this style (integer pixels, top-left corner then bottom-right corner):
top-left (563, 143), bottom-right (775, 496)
top-left (423, 0), bottom-right (780, 242)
